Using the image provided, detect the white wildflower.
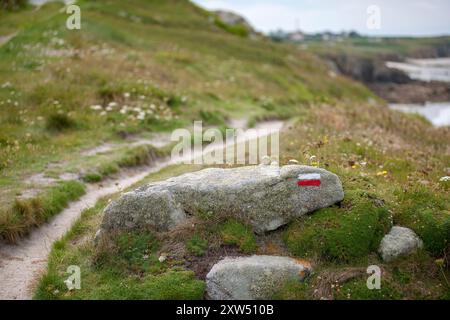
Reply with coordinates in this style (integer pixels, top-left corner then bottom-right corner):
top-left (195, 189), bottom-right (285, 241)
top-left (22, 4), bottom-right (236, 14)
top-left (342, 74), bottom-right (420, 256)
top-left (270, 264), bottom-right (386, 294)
top-left (90, 105), bottom-right (102, 111)
top-left (137, 112), bottom-right (146, 120)
top-left (1, 81), bottom-right (12, 88)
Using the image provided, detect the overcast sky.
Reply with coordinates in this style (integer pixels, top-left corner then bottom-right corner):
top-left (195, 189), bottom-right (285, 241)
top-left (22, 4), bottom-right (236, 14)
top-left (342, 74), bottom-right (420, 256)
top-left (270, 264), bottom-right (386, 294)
top-left (192, 0), bottom-right (450, 36)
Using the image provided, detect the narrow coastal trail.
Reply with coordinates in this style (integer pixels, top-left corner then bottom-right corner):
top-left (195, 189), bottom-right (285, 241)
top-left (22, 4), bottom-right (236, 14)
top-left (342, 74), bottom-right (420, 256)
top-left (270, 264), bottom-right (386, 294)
top-left (0, 121), bottom-right (284, 300)
top-left (0, 32), bottom-right (17, 47)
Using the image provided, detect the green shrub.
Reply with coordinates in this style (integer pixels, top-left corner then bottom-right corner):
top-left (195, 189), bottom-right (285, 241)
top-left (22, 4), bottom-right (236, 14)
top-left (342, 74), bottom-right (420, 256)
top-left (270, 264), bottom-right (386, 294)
top-left (284, 190), bottom-right (392, 263)
top-left (82, 172), bottom-right (103, 183)
top-left (220, 219), bottom-right (257, 254)
top-left (45, 113), bottom-right (76, 132)
top-left (186, 234), bottom-right (208, 257)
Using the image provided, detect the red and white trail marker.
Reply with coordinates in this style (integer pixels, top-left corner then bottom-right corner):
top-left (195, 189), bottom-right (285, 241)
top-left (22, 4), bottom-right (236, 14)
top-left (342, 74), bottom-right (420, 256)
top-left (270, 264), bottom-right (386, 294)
top-left (297, 173), bottom-right (321, 186)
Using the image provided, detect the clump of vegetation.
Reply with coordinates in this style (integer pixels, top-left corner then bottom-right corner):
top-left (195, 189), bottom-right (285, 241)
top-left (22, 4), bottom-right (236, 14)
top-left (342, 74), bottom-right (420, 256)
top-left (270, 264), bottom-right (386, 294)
top-left (82, 172), bottom-right (103, 183)
top-left (45, 113), bottom-right (76, 132)
top-left (220, 219), bottom-right (257, 254)
top-left (0, 180), bottom-right (85, 242)
top-left (117, 145), bottom-right (158, 167)
top-left (95, 231), bottom-right (163, 275)
top-left (394, 186), bottom-right (450, 256)
top-left (214, 18), bottom-right (249, 37)
top-left (82, 145), bottom-right (163, 183)
top-left (199, 110), bottom-right (226, 126)
top-left (82, 163), bottom-right (119, 183)
top-left (186, 234), bottom-right (209, 257)
top-left (284, 190), bottom-right (392, 263)
top-left (334, 277), bottom-right (402, 300)
top-left (272, 280), bottom-right (312, 300)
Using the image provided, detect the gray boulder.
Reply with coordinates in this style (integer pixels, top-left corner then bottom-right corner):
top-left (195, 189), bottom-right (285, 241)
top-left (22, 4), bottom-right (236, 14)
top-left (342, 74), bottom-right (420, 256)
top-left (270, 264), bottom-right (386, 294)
top-left (214, 10), bottom-right (255, 32)
top-left (379, 226), bottom-right (423, 262)
top-left (100, 165), bottom-right (344, 235)
top-left (206, 255), bottom-right (312, 300)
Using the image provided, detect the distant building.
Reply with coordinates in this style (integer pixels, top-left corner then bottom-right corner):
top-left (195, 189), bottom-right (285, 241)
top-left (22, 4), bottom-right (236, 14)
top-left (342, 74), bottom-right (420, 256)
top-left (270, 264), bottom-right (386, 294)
top-left (288, 31), bottom-right (305, 42)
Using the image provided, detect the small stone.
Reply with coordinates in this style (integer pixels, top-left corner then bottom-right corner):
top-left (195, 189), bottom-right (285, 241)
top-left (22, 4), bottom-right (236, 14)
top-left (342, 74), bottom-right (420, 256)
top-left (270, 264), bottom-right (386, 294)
top-left (158, 254), bottom-right (167, 263)
top-left (288, 159), bottom-right (299, 165)
top-left (379, 226), bottom-right (423, 262)
top-left (206, 255), bottom-right (312, 300)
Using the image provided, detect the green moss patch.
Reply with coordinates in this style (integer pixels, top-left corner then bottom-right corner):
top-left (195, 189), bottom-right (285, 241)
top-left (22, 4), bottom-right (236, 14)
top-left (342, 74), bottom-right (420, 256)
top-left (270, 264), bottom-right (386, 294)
top-left (284, 190), bottom-right (392, 263)
top-left (394, 186), bottom-right (450, 256)
top-left (220, 219), bottom-right (257, 254)
top-left (334, 277), bottom-right (402, 300)
top-left (186, 234), bottom-right (209, 257)
top-left (95, 231), bottom-right (164, 275)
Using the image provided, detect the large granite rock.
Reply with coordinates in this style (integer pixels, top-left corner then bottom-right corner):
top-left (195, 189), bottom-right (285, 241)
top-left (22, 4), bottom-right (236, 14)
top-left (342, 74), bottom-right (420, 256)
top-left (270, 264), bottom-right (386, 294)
top-left (100, 165), bottom-right (344, 235)
top-left (206, 255), bottom-right (312, 300)
top-left (379, 226), bottom-right (423, 262)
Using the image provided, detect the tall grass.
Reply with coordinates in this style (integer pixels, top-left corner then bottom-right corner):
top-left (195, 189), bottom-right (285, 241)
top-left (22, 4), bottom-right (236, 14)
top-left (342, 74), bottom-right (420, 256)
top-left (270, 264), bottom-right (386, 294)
top-left (0, 180), bottom-right (85, 242)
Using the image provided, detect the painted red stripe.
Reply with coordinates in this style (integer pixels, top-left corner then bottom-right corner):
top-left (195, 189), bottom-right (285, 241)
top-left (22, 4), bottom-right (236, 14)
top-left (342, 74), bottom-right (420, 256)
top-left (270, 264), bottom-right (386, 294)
top-left (297, 180), bottom-right (321, 186)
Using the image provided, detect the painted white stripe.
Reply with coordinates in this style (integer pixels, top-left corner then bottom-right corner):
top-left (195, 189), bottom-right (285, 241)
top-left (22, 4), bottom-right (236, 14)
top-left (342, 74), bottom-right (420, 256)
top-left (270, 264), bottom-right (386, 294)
top-left (297, 173), bottom-right (321, 180)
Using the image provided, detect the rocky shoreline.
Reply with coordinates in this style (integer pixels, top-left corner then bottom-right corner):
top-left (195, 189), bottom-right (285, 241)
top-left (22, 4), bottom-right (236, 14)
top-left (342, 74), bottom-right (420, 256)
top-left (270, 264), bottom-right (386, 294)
top-left (326, 49), bottom-right (450, 104)
top-left (368, 81), bottom-right (450, 104)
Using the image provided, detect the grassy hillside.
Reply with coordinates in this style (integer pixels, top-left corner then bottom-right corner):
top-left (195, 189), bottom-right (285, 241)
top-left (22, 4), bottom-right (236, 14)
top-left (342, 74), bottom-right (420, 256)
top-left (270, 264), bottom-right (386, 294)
top-left (0, 0), bottom-right (371, 241)
top-left (0, 0), bottom-right (449, 300)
